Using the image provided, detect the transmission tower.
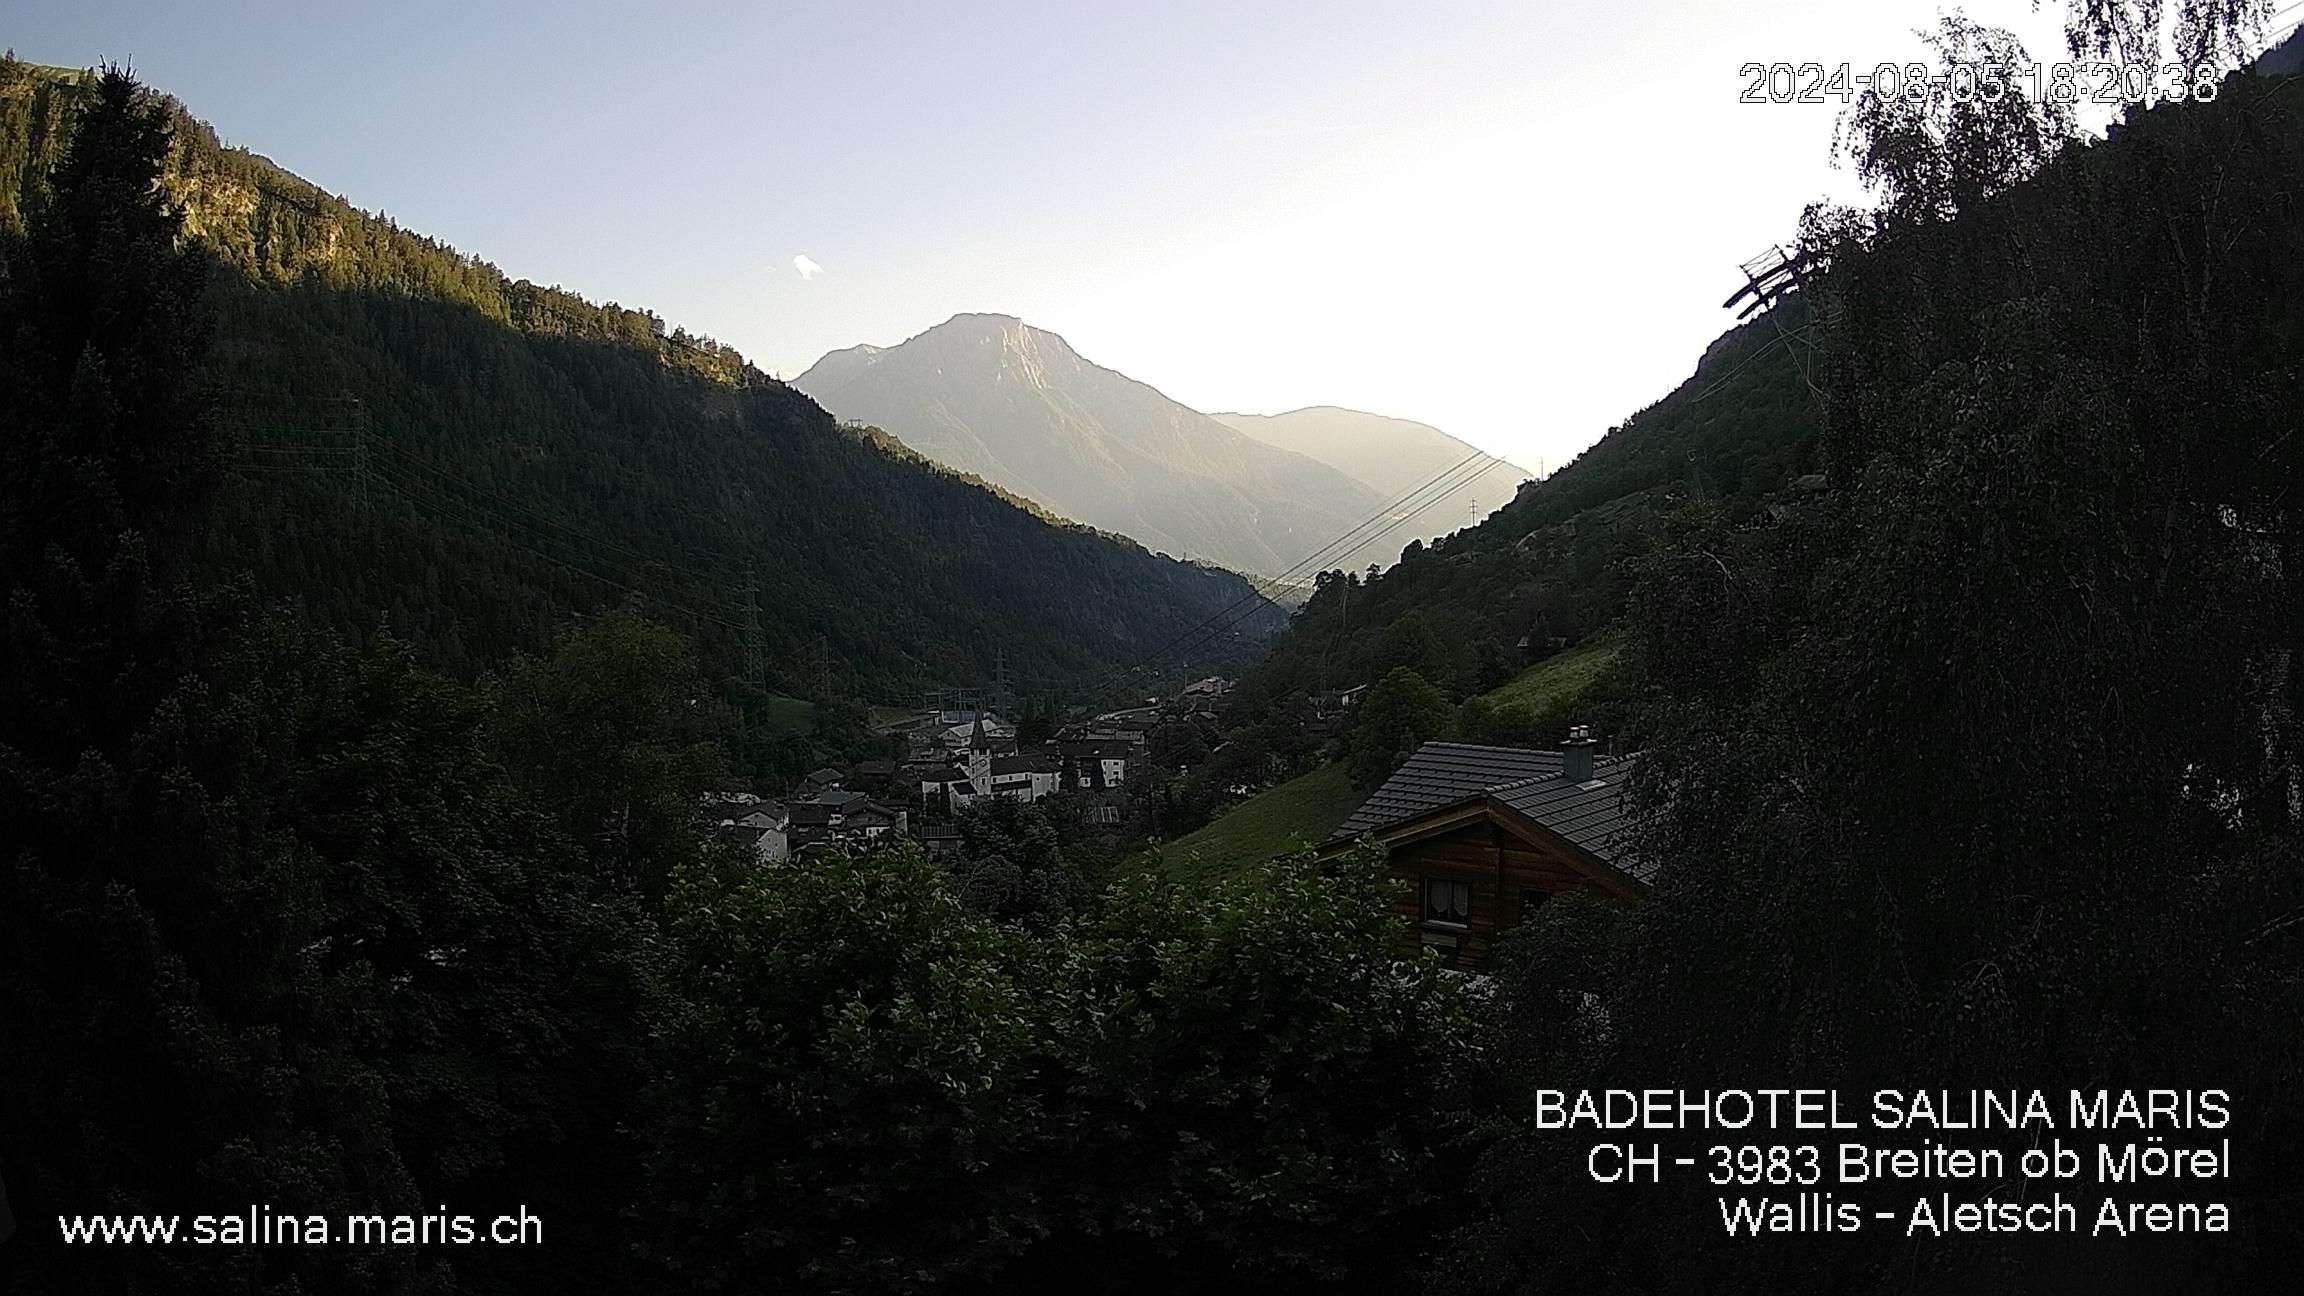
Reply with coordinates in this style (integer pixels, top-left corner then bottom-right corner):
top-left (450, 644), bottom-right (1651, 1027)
top-left (1723, 244), bottom-right (1814, 319)
top-left (349, 396), bottom-right (370, 516)
top-left (740, 556), bottom-right (767, 698)
top-left (812, 634), bottom-right (835, 701)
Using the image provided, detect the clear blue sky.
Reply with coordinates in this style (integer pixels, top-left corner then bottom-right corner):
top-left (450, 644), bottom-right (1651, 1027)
top-left (16, 1), bottom-right (2118, 472)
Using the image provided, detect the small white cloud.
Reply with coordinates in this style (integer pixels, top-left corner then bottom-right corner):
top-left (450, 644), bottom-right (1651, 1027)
top-left (793, 254), bottom-right (824, 280)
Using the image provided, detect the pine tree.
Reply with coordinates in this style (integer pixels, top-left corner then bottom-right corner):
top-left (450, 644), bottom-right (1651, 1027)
top-left (0, 70), bottom-right (431, 1295)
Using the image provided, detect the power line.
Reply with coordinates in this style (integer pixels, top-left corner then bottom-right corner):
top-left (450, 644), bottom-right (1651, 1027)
top-left (990, 443), bottom-right (1526, 707)
top-left (1056, 445), bottom-right (1519, 705)
top-left (217, 387), bottom-right (1522, 710)
top-left (1112, 450), bottom-right (1497, 681)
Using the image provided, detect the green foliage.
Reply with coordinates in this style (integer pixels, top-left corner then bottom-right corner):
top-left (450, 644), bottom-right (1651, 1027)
top-left (1152, 693), bottom-right (1327, 836)
top-left (1835, 15), bottom-right (2076, 223)
top-left (1144, 760), bottom-right (1362, 884)
top-left (1457, 641), bottom-right (1623, 747)
top-left (1344, 667), bottom-right (1453, 789)
top-left (0, 77), bottom-right (670, 1292)
top-left (756, 692), bottom-right (819, 734)
top-left (0, 65), bottom-right (217, 584)
top-left (1141, 715), bottom-right (1213, 773)
top-left (0, 59), bottom-right (1280, 780)
top-left (644, 842), bottom-right (1486, 1291)
top-left (1369, 608), bottom-right (1451, 689)
top-left (946, 796), bottom-right (1098, 928)
top-left (1235, 298), bottom-right (1816, 725)
top-left (1454, 34), bottom-right (2304, 1292)
top-left (490, 605), bottom-right (728, 899)
top-left (644, 844), bottom-right (1042, 1291)
top-left (1040, 851), bottom-right (1486, 1286)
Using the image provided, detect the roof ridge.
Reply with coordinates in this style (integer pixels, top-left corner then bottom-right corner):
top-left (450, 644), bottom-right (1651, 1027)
top-left (1485, 773), bottom-right (1552, 793)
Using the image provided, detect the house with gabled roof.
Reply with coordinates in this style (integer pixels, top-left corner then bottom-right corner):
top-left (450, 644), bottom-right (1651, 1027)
top-left (913, 821), bottom-right (964, 857)
top-left (916, 760), bottom-right (981, 811)
top-left (1058, 739), bottom-right (1132, 792)
top-left (788, 788), bottom-right (910, 853)
top-left (1315, 729), bottom-right (1649, 967)
top-left (986, 751), bottom-right (1061, 802)
top-left (711, 797), bottom-right (790, 865)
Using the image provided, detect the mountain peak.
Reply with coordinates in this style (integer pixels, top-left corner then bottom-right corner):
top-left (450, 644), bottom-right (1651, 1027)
top-left (792, 318), bottom-right (1390, 575)
top-left (882, 312), bottom-right (1093, 394)
top-left (920, 311), bottom-right (1077, 356)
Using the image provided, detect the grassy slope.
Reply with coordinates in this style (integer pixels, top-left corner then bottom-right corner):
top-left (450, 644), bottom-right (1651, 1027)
top-left (762, 695), bottom-right (818, 734)
top-left (1144, 650), bottom-right (1620, 884)
top-left (1145, 763), bottom-right (1362, 883)
top-left (1476, 642), bottom-right (1620, 717)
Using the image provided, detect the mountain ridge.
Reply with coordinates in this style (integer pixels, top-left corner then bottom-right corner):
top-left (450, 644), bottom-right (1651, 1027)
top-left (796, 314), bottom-right (1410, 577)
top-left (1210, 405), bottom-right (1530, 548)
top-left (0, 59), bottom-right (1284, 734)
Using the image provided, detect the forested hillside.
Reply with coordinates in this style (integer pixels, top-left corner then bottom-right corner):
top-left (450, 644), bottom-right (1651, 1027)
top-left (0, 58), bottom-right (1280, 732)
top-left (1463, 34), bottom-right (2304, 1289)
top-left (0, 71), bottom-right (1473, 1294)
top-left (1213, 405), bottom-right (1530, 557)
top-left (11, 4), bottom-right (2304, 1288)
top-left (1237, 294), bottom-right (1818, 716)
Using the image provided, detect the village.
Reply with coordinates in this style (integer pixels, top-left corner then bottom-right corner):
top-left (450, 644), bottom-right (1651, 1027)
top-left (704, 674), bottom-right (1255, 864)
top-left (701, 658), bottom-right (1652, 977)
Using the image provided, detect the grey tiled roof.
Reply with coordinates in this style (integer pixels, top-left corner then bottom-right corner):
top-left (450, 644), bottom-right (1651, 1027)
top-left (1490, 764), bottom-right (1648, 881)
top-left (1329, 741), bottom-right (1644, 876)
top-left (1330, 743), bottom-right (1564, 839)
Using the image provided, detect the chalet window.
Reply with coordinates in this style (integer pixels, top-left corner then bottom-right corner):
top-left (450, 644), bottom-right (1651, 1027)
top-left (1422, 878), bottom-right (1471, 927)
top-left (1520, 888), bottom-right (1550, 925)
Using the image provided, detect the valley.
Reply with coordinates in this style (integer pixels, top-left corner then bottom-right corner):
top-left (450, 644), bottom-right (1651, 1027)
top-left (6, 6), bottom-right (2303, 1292)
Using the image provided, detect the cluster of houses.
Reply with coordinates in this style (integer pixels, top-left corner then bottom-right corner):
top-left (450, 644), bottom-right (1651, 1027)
top-left (911, 720), bottom-right (1131, 824)
top-left (702, 667), bottom-right (1645, 973)
top-left (707, 676), bottom-right (1239, 865)
top-left (700, 768), bottom-right (913, 867)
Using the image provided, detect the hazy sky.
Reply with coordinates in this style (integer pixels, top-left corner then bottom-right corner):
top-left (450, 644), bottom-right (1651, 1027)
top-left (15, 1), bottom-right (2159, 474)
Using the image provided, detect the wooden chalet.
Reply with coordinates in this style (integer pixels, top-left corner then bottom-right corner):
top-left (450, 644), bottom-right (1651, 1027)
top-left (1315, 731), bottom-right (1650, 967)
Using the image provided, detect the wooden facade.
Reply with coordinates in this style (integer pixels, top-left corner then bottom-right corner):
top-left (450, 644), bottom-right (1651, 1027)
top-left (1333, 796), bottom-right (1646, 968)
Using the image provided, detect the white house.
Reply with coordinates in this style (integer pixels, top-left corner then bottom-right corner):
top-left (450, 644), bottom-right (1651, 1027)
top-left (718, 799), bottom-right (789, 865)
top-left (1059, 740), bottom-right (1131, 792)
top-left (985, 752), bottom-right (1062, 803)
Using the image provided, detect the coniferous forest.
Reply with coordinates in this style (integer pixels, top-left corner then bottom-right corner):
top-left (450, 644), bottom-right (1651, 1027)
top-left (6, 1), bottom-right (2304, 1290)
top-left (0, 55), bottom-right (1281, 781)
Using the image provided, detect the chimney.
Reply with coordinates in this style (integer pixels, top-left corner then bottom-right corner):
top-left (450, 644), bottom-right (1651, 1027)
top-left (1561, 724), bottom-right (1596, 784)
